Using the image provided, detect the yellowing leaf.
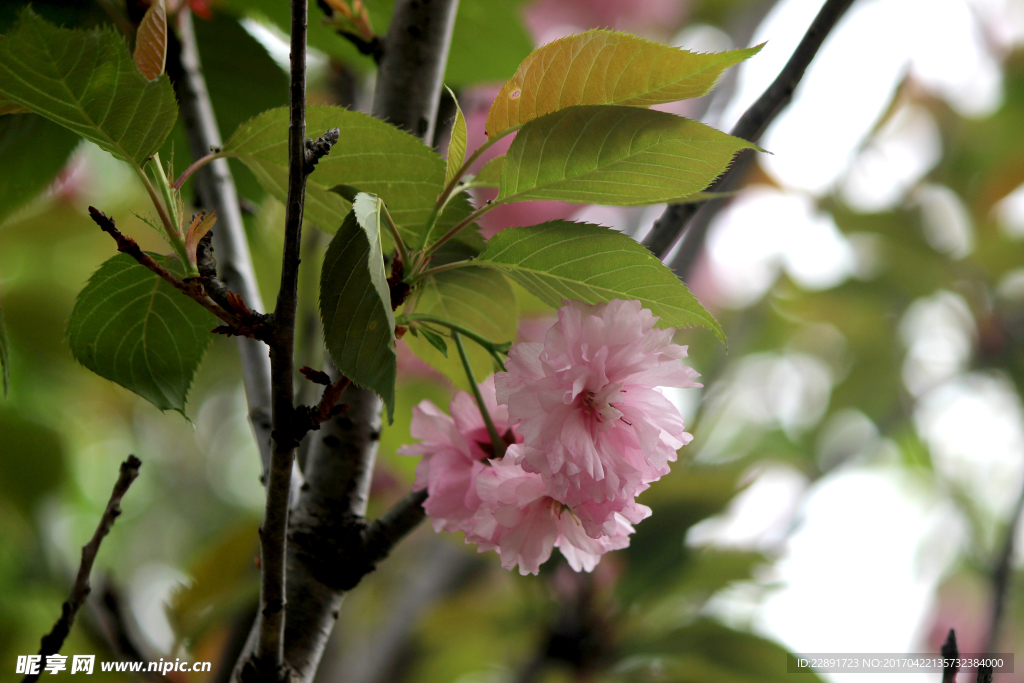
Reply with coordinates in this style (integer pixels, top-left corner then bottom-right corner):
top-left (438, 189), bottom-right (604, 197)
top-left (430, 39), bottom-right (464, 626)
top-left (498, 105), bottom-right (755, 206)
top-left (184, 210), bottom-right (217, 268)
top-left (444, 86), bottom-right (468, 187)
top-left (486, 30), bottom-right (761, 138)
top-left (134, 0), bottom-right (167, 81)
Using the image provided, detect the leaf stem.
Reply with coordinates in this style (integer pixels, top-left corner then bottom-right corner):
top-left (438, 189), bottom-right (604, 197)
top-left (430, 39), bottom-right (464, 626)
top-left (453, 332), bottom-right (507, 459)
top-left (380, 202), bottom-right (409, 266)
top-left (400, 313), bottom-right (509, 368)
top-left (419, 131), bottom-right (513, 250)
top-left (420, 199), bottom-right (501, 263)
top-left (405, 258), bottom-right (473, 284)
top-left (149, 153), bottom-right (179, 228)
top-left (133, 162), bottom-right (189, 266)
top-left (172, 150), bottom-right (219, 190)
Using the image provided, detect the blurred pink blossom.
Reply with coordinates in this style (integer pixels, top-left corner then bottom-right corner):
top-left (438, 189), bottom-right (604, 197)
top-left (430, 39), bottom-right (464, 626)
top-left (523, 0), bottom-right (686, 44)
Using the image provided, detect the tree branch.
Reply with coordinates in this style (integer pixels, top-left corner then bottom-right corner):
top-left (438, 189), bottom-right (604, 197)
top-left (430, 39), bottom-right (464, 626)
top-left (983, 477), bottom-right (1024, 656)
top-left (643, 0), bottom-right (858, 268)
top-left (363, 490), bottom-right (430, 564)
top-left (371, 0), bottom-right (459, 142)
top-left (87, 207), bottom-right (267, 336)
top-left (170, 9), bottom-right (274, 474)
top-left (250, 0), bottom-right (312, 674)
top-left (941, 628), bottom-right (958, 683)
top-left (23, 456), bottom-right (141, 683)
top-left (228, 2), bottom-right (460, 680)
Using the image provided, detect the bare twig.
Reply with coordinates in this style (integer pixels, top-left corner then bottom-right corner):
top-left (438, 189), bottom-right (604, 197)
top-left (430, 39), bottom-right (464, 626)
top-left (227, 2), bottom-right (460, 679)
top-left (942, 628), bottom-right (958, 683)
top-left (983, 478), bottom-right (1024, 656)
top-left (87, 207), bottom-right (263, 334)
top-left (23, 456), bottom-right (141, 683)
top-left (249, 0), bottom-right (311, 674)
top-left (170, 8), bottom-right (274, 474)
top-left (643, 0), bottom-right (858, 267)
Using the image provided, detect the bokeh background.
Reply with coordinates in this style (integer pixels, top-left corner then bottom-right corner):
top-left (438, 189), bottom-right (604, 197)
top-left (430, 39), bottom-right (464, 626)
top-left (3, 0), bottom-right (1024, 681)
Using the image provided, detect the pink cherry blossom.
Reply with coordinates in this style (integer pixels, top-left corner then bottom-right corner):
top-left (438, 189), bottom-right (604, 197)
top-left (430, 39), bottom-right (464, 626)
top-left (398, 378), bottom-right (519, 533)
top-left (496, 299), bottom-right (700, 534)
top-left (469, 447), bottom-right (641, 575)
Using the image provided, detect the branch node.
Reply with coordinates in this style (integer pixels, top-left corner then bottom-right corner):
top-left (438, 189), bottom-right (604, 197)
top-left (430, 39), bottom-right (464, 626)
top-left (304, 128), bottom-right (340, 175)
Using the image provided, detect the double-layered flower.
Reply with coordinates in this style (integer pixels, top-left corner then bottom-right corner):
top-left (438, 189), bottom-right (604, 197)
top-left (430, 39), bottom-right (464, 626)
top-left (496, 299), bottom-right (700, 535)
top-left (400, 299), bottom-right (700, 575)
top-left (398, 377), bottom-right (518, 533)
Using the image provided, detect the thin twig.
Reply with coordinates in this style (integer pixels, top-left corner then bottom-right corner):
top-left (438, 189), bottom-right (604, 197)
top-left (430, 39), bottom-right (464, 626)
top-left (231, 1), bottom-right (460, 679)
top-left (941, 628), bottom-right (958, 683)
top-left (173, 149), bottom-right (219, 190)
top-left (983, 477), bottom-right (1024, 655)
top-left (171, 8), bottom-right (274, 474)
top-left (87, 207), bottom-right (254, 332)
top-left (643, 0), bottom-right (858, 265)
top-left (251, 0), bottom-right (310, 672)
top-left (23, 456), bottom-right (141, 683)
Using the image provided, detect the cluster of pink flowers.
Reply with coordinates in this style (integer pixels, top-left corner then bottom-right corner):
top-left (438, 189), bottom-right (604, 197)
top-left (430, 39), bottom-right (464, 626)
top-left (399, 299), bottom-right (701, 575)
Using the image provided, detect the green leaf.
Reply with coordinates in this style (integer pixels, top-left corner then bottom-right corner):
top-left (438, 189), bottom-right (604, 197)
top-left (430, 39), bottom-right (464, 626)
top-left (222, 105), bottom-right (478, 247)
top-left (476, 221), bottom-right (724, 342)
top-left (67, 253), bottom-right (216, 413)
top-left (418, 327), bottom-right (449, 357)
top-left (465, 155), bottom-right (504, 189)
top-left (351, 192), bottom-right (396, 333)
top-left (320, 210), bottom-right (397, 421)
top-left (0, 114), bottom-right (79, 225)
top-left (486, 29), bottom-right (761, 138)
top-left (0, 297), bottom-right (9, 396)
top-left (444, 86), bottom-right (468, 187)
top-left (0, 8), bottom-right (177, 165)
top-left (404, 267), bottom-right (517, 390)
top-left (0, 93), bottom-right (28, 114)
top-left (498, 106), bottom-right (755, 206)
